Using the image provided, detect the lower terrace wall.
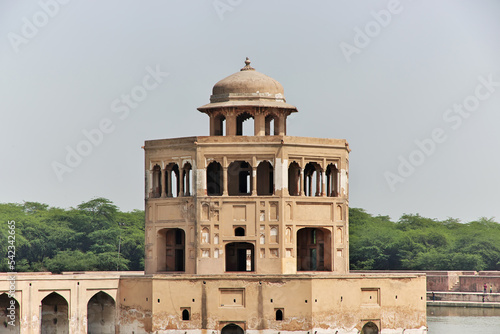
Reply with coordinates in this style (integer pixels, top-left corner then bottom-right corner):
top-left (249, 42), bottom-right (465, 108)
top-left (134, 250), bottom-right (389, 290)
top-left (1, 272), bottom-right (427, 334)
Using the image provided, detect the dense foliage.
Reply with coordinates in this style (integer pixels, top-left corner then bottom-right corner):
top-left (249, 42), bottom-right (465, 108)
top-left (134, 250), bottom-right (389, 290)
top-left (349, 208), bottom-right (500, 271)
top-left (1, 198), bottom-right (500, 272)
top-left (0, 198), bottom-right (144, 273)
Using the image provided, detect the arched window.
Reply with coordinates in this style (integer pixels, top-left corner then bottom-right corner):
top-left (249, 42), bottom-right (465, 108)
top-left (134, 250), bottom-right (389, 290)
top-left (326, 164), bottom-right (339, 197)
top-left (182, 162), bottom-right (192, 196)
top-left (41, 292), bottom-right (69, 334)
top-left (0, 293), bottom-right (20, 330)
top-left (182, 309), bottom-right (190, 321)
top-left (304, 162), bottom-right (322, 197)
top-left (164, 163), bottom-right (180, 197)
top-left (152, 165), bottom-right (162, 198)
top-left (275, 309), bottom-right (283, 321)
top-left (265, 114), bottom-right (279, 136)
top-left (87, 291), bottom-right (115, 333)
top-left (361, 321), bottom-right (379, 334)
top-left (236, 112), bottom-right (254, 136)
top-left (297, 228), bottom-right (331, 271)
top-left (288, 162), bottom-right (301, 196)
top-left (228, 161), bottom-right (252, 196)
top-left (221, 324), bottom-right (244, 334)
top-left (207, 161), bottom-right (223, 196)
top-left (213, 114), bottom-right (225, 136)
top-left (226, 242), bottom-right (254, 272)
top-left (257, 161), bottom-right (273, 195)
top-left (235, 227), bottom-right (245, 236)
top-left (158, 228), bottom-right (185, 272)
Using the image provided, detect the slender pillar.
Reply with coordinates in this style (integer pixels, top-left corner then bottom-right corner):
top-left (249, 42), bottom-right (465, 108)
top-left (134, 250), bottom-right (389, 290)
top-left (223, 167), bottom-right (228, 196)
top-left (251, 168), bottom-right (257, 196)
top-left (315, 170), bottom-right (321, 197)
top-left (226, 111), bottom-right (236, 136)
top-left (161, 169), bottom-right (167, 198)
top-left (179, 169), bottom-right (184, 197)
top-left (186, 169), bottom-right (191, 196)
top-left (255, 112), bottom-right (265, 136)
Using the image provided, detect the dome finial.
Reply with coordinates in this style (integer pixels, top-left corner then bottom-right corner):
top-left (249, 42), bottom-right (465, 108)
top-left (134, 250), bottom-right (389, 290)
top-left (240, 57), bottom-right (255, 71)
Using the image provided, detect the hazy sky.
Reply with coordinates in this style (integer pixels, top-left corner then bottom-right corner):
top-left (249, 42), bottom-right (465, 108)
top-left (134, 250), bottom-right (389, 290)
top-left (1, 0), bottom-right (500, 222)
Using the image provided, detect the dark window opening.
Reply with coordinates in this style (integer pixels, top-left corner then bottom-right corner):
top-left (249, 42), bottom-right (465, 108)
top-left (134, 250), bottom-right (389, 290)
top-left (265, 115), bottom-right (279, 136)
top-left (182, 163), bottom-right (192, 196)
top-left (182, 309), bottom-right (190, 321)
top-left (207, 161), bottom-right (223, 196)
top-left (214, 115), bottom-right (225, 136)
top-left (288, 162), bottom-right (301, 196)
top-left (228, 161), bottom-right (252, 196)
top-left (235, 227), bottom-right (245, 236)
top-left (159, 228), bottom-right (185, 272)
top-left (236, 112), bottom-right (254, 136)
top-left (304, 162), bottom-right (322, 197)
top-left (275, 309), bottom-right (283, 321)
top-left (226, 242), bottom-right (254, 272)
top-left (326, 164), bottom-right (339, 197)
top-left (152, 165), bottom-right (162, 198)
top-left (257, 161), bottom-right (273, 196)
top-left (297, 228), bottom-right (331, 271)
top-left (361, 322), bottom-right (379, 334)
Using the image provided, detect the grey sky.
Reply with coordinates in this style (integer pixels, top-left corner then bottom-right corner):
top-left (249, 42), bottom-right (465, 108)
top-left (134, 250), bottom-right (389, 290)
top-left (1, 0), bottom-right (499, 222)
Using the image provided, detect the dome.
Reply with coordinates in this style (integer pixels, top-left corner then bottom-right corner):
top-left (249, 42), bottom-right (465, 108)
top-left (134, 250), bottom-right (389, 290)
top-left (198, 58), bottom-right (297, 112)
top-left (212, 58), bottom-right (285, 98)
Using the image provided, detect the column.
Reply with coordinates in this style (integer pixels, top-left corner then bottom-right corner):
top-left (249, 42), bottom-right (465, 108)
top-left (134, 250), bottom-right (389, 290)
top-left (161, 169), bottom-right (167, 198)
top-left (223, 167), bottom-right (228, 196)
top-left (299, 169), bottom-right (304, 196)
top-left (179, 169), bottom-right (184, 197)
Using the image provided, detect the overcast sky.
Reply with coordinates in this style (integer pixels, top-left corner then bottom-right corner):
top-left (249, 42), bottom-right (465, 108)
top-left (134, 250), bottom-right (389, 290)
top-left (1, 0), bottom-right (500, 222)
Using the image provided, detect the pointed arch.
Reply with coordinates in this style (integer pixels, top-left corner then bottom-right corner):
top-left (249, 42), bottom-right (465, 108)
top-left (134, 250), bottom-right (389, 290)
top-left (207, 161), bottom-right (223, 196)
top-left (257, 160), bottom-right (273, 195)
top-left (288, 161), bottom-right (301, 196)
top-left (0, 293), bottom-right (20, 332)
top-left (41, 292), bottom-right (68, 334)
top-left (87, 291), bottom-right (116, 334)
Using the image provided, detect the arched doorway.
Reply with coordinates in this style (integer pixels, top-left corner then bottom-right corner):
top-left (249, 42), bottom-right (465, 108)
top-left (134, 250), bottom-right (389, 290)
top-left (297, 228), bottom-right (331, 271)
top-left (157, 228), bottom-right (185, 272)
top-left (0, 293), bottom-right (20, 333)
top-left (221, 323), bottom-right (244, 334)
top-left (41, 292), bottom-right (69, 334)
top-left (361, 322), bottom-right (379, 334)
top-left (226, 242), bottom-right (254, 272)
top-left (87, 291), bottom-right (115, 334)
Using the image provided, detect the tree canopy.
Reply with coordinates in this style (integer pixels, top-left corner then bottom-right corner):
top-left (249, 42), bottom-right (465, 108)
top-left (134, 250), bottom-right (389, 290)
top-left (349, 208), bottom-right (499, 271)
top-left (1, 198), bottom-right (500, 272)
top-left (0, 198), bottom-right (144, 273)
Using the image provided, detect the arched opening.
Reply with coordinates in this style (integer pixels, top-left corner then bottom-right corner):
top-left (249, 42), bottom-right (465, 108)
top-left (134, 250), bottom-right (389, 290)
top-left (165, 163), bottom-right (180, 197)
top-left (361, 322), bottom-right (379, 334)
top-left (226, 242), bottom-right (254, 272)
top-left (228, 161), bottom-right (252, 196)
top-left (158, 228), bottom-right (185, 272)
top-left (236, 112), bottom-right (254, 136)
top-left (257, 161), bottom-right (273, 196)
top-left (304, 162), bottom-right (322, 197)
top-left (234, 227), bottom-right (245, 236)
top-left (221, 324), bottom-right (244, 334)
top-left (297, 228), bottom-right (331, 271)
top-left (152, 165), bottom-right (162, 198)
top-left (87, 291), bottom-right (115, 334)
top-left (0, 293), bottom-right (20, 333)
top-left (41, 292), bottom-right (68, 334)
top-left (265, 114), bottom-right (279, 136)
top-left (182, 309), bottom-right (190, 321)
top-left (326, 164), bottom-right (339, 197)
top-left (288, 162), bottom-right (301, 196)
top-left (275, 309), bottom-right (283, 321)
top-left (213, 114), bottom-right (225, 136)
top-left (182, 162), bottom-right (192, 196)
top-left (207, 161), bottom-right (223, 196)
